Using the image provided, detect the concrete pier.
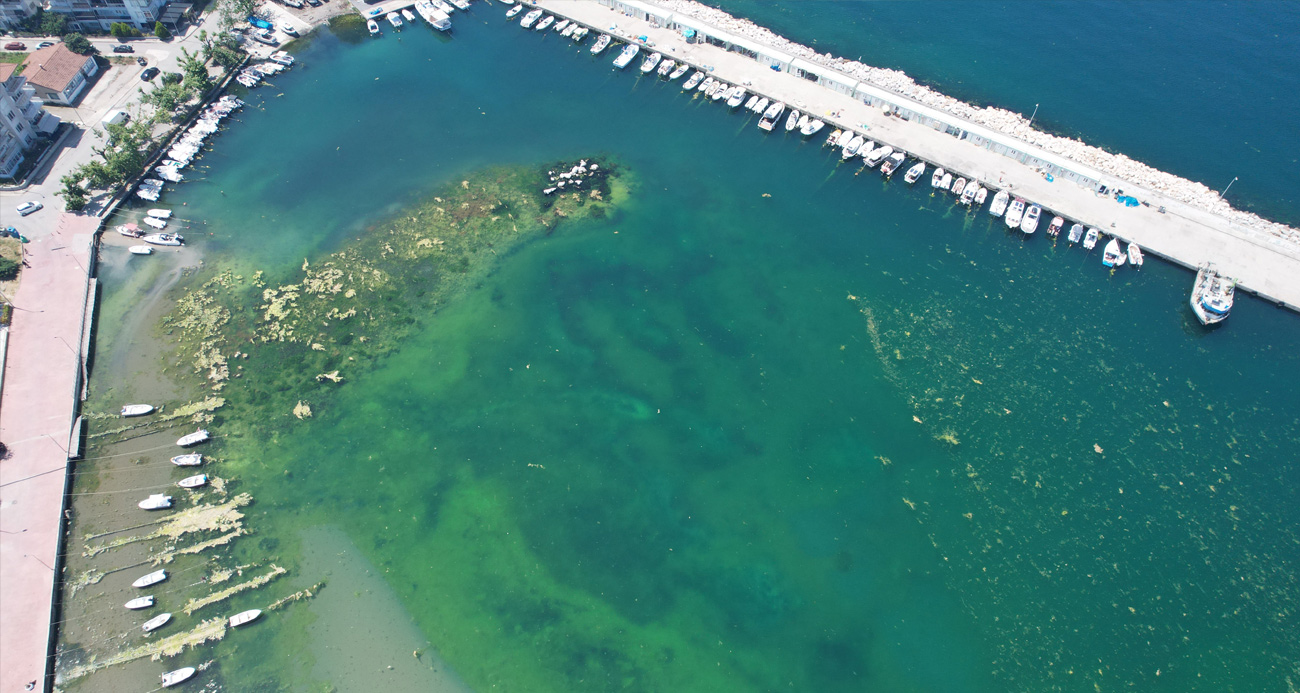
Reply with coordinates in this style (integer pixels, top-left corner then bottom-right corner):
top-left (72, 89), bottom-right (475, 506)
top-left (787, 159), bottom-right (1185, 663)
top-left (535, 0), bottom-right (1300, 312)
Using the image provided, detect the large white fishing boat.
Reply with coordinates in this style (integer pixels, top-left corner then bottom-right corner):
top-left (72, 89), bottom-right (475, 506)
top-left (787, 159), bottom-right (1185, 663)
top-left (880, 151), bottom-right (906, 177)
top-left (1102, 238), bottom-right (1125, 267)
top-left (865, 145), bottom-right (891, 168)
top-left (930, 167), bottom-right (946, 189)
top-left (639, 52), bottom-right (662, 73)
top-left (989, 189), bottom-right (1009, 216)
top-left (1190, 263), bottom-right (1234, 325)
top-left (657, 58), bottom-right (676, 76)
top-left (757, 101), bottom-right (785, 130)
top-left (800, 118), bottom-right (825, 137)
top-left (1004, 198), bottom-right (1026, 228)
top-left (841, 134), bottom-right (864, 160)
top-left (590, 33), bottom-right (611, 54)
top-left (727, 87), bottom-right (747, 108)
top-left (1020, 204), bottom-right (1041, 234)
top-left (959, 182), bottom-right (978, 205)
top-left (612, 44), bottom-right (639, 69)
top-left (519, 8), bottom-right (542, 28)
top-left (386, 11), bottom-right (403, 29)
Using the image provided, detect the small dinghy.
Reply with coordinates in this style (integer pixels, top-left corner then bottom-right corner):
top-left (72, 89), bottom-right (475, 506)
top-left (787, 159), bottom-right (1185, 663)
top-left (1068, 223), bottom-right (1084, 243)
top-left (1083, 227), bottom-right (1100, 250)
top-left (930, 167), bottom-right (946, 189)
top-left (402, 8), bottom-right (416, 22)
top-left (903, 162), bottom-right (926, 184)
top-left (750, 96), bottom-right (769, 113)
top-left (133, 569), bottom-right (167, 588)
top-left (147, 209), bottom-right (173, 219)
top-left (125, 596), bottom-right (155, 610)
top-left (973, 186), bottom-right (988, 206)
top-left (143, 217), bottom-right (168, 230)
top-left (668, 62), bottom-right (690, 80)
top-left (171, 453), bottom-right (203, 467)
top-left (177, 429), bottom-right (210, 447)
top-left (1127, 242), bottom-right (1144, 267)
top-left (120, 404), bottom-right (155, 417)
top-left (554, 19), bottom-right (570, 33)
top-left (139, 493), bottom-right (173, 510)
top-left (229, 609), bottom-right (263, 627)
top-left (143, 612), bottom-right (172, 632)
top-left (1102, 238), bottom-right (1126, 267)
top-left (161, 667), bottom-right (196, 688)
top-left (1047, 216), bottom-right (1064, 237)
top-left (743, 94), bottom-right (758, 110)
top-left (129, 245), bottom-right (153, 255)
top-left (784, 109), bottom-right (801, 132)
top-left (177, 474), bottom-right (208, 489)
top-left (989, 190), bottom-right (1010, 216)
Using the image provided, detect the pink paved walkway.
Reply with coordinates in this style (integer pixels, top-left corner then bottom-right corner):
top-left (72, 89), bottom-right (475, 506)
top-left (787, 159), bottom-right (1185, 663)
top-left (0, 213), bottom-right (98, 693)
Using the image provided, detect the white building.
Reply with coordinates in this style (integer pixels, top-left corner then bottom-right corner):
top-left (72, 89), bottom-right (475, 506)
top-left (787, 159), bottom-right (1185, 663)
top-left (0, 64), bottom-right (62, 180)
top-left (46, 0), bottom-right (171, 33)
top-left (20, 44), bottom-right (99, 106)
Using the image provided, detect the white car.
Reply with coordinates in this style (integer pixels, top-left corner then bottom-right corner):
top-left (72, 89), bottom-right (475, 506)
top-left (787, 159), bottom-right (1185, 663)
top-left (16, 201), bottom-right (42, 216)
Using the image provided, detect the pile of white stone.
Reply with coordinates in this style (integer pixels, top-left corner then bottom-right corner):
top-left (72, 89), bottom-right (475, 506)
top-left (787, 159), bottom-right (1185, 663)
top-left (657, 0), bottom-right (1299, 244)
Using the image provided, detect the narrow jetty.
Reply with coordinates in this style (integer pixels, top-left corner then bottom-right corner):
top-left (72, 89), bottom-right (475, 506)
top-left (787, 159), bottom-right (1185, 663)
top-left (540, 0), bottom-right (1300, 312)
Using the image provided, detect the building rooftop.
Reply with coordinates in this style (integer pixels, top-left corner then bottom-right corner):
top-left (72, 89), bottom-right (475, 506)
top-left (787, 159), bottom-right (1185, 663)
top-left (20, 44), bottom-right (88, 93)
top-left (0, 63), bottom-right (17, 85)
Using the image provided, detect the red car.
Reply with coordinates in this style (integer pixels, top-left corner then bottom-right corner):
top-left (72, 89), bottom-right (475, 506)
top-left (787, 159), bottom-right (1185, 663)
top-left (4, 42), bottom-right (26, 51)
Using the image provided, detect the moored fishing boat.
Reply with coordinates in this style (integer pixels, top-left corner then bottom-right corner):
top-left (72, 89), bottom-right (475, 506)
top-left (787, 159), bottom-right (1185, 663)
top-left (930, 167), bottom-right (946, 189)
top-left (880, 151), bottom-right (906, 177)
top-left (658, 58), bottom-right (676, 76)
top-left (1102, 238), bottom-right (1125, 266)
top-left (989, 190), bottom-right (1010, 216)
top-left (749, 95), bottom-right (768, 112)
top-left (612, 44), bottom-right (639, 69)
top-left (553, 18), bottom-right (569, 33)
top-left (143, 612), bottom-right (172, 632)
top-left (698, 77), bottom-right (715, 94)
top-left (534, 15), bottom-right (554, 31)
top-left (825, 128), bottom-right (843, 147)
top-left (938, 172), bottom-right (952, 190)
top-left (118, 223), bottom-right (144, 238)
top-left (519, 8), bottom-right (541, 28)
top-left (960, 182), bottom-right (977, 205)
top-left (865, 145), bottom-right (891, 168)
top-left (1190, 263), bottom-right (1234, 325)
top-left (120, 404), bottom-right (155, 417)
top-left (505, 4), bottom-right (522, 18)
top-left (138, 493), bottom-right (173, 510)
top-left (1004, 198), bottom-right (1025, 228)
top-left (1047, 216), bottom-right (1064, 237)
top-left (784, 109), bottom-right (801, 132)
top-left (1127, 242), bottom-right (1144, 267)
top-left (801, 118), bottom-right (825, 137)
top-left (727, 87), bottom-right (747, 108)
top-left (178, 474), bottom-right (208, 489)
top-left (711, 81), bottom-right (730, 101)
top-left (416, 2), bottom-right (452, 30)
top-left (367, 19), bottom-right (380, 35)
top-left (229, 609), bottom-right (263, 627)
top-left (177, 429), bottom-right (210, 447)
top-left (757, 101), bottom-right (785, 130)
top-left (682, 70), bottom-right (703, 90)
top-left (841, 134), bottom-right (864, 160)
top-left (147, 209), bottom-right (172, 219)
top-left (129, 245), bottom-right (153, 255)
top-left (161, 667), bottom-right (196, 688)
top-left (144, 217), bottom-right (168, 230)
top-left (950, 176), bottom-right (966, 196)
top-left (402, 8), bottom-right (416, 22)
top-left (570, 27), bottom-right (589, 42)
top-left (1083, 227), bottom-right (1100, 250)
top-left (903, 162), bottom-right (925, 184)
top-left (143, 233), bottom-right (183, 246)
top-left (1020, 204), bottom-right (1041, 234)
top-left (171, 453), bottom-right (203, 466)
top-left (133, 569), bottom-right (167, 588)
top-left (973, 186), bottom-right (988, 206)
top-left (639, 52), bottom-right (661, 73)
top-left (386, 11), bottom-right (403, 29)
top-left (125, 596), bottom-right (154, 610)
top-left (449, 0), bottom-right (470, 9)
top-left (590, 33), bottom-right (611, 54)
top-left (1068, 223), bottom-right (1084, 243)
top-left (668, 62), bottom-right (689, 80)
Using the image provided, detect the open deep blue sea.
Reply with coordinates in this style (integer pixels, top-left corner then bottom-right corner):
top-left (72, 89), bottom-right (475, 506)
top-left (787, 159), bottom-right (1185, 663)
top-left (67, 3), bottom-right (1300, 692)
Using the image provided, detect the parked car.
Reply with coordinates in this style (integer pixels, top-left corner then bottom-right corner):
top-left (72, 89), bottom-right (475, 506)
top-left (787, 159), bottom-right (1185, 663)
top-left (140, 67), bottom-right (160, 81)
top-left (136, 56), bottom-right (147, 66)
top-left (306, 0), bottom-right (322, 6)
top-left (112, 44), bottom-right (134, 53)
top-left (16, 201), bottom-right (43, 216)
top-left (37, 41), bottom-right (55, 48)
top-left (4, 42), bottom-right (26, 51)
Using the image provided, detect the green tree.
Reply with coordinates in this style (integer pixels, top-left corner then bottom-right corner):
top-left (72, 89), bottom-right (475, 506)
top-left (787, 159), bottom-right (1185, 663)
top-left (110, 22), bottom-right (141, 38)
top-left (161, 71), bottom-right (182, 85)
top-left (62, 33), bottom-right (93, 55)
top-left (154, 21), bottom-right (170, 40)
top-left (0, 257), bottom-right (20, 280)
top-left (199, 29), bottom-right (244, 69)
top-left (40, 12), bottom-right (68, 36)
top-left (140, 81), bottom-right (192, 117)
top-left (178, 47), bottom-right (212, 94)
top-left (57, 174), bottom-right (89, 211)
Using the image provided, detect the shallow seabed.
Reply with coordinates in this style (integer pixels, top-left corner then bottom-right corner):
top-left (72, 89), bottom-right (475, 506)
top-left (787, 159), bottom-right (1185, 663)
top-left (68, 9), bottom-right (1300, 693)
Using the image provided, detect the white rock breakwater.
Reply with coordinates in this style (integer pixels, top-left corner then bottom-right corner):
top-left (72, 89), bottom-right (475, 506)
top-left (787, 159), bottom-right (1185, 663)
top-left (659, 0), bottom-right (1299, 244)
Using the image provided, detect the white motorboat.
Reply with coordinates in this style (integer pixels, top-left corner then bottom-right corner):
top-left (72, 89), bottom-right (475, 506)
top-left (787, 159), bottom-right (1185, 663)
top-left (750, 96), bottom-right (768, 112)
top-left (989, 190), bottom-right (1010, 216)
top-left (171, 453), bottom-right (203, 466)
top-left (269, 51), bottom-right (295, 66)
top-left (865, 145), bottom-right (892, 168)
top-left (1190, 263), bottom-right (1234, 325)
top-left (386, 12), bottom-right (403, 29)
top-left (143, 612), bottom-right (172, 632)
top-left (1083, 227), bottom-right (1100, 250)
top-left (178, 474), bottom-right (208, 489)
top-left (930, 167), bottom-right (946, 189)
top-left (121, 404), bottom-right (155, 417)
top-left (697, 77), bottom-right (714, 94)
top-left (960, 182), bottom-right (978, 205)
top-left (1004, 198), bottom-right (1026, 228)
top-left (133, 569), bottom-right (167, 588)
top-left (1020, 204), bottom-right (1042, 234)
top-left (590, 33), bottom-right (611, 54)
top-left (757, 101), bottom-right (784, 130)
top-left (505, 4), bottom-right (523, 18)
top-left (147, 209), bottom-right (173, 219)
top-left (834, 129), bottom-right (853, 148)
top-left (570, 27), bottom-right (589, 42)
top-left (143, 233), bottom-right (183, 246)
top-left (639, 52), bottom-right (661, 73)
top-left (535, 15), bottom-right (554, 31)
top-left (144, 217), bottom-right (168, 230)
top-left (1127, 242), bottom-right (1144, 267)
top-left (841, 134), bottom-right (864, 160)
top-left (711, 82), bottom-right (729, 101)
top-left (938, 172), bottom-right (952, 190)
top-left (668, 62), bottom-right (690, 80)
top-left (449, 0), bottom-right (470, 9)
top-left (554, 19), bottom-right (570, 33)
top-left (519, 8), bottom-right (542, 28)
top-left (1068, 223), bottom-right (1084, 243)
top-left (1102, 238), bottom-right (1125, 266)
top-left (402, 8), bottom-right (416, 22)
top-left (229, 609), bottom-right (263, 627)
top-left (367, 19), bottom-right (380, 36)
top-left (118, 223), bottom-right (144, 238)
top-left (950, 177), bottom-right (967, 196)
top-left (177, 429), bottom-right (210, 447)
top-left (856, 142), bottom-right (875, 162)
top-left (974, 186), bottom-right (988, 206)
top-left (743, 94), bottom-right (758, 110)
top-left (139, 493), bottom-right (173, 511)
top-left (161, 667), bottom-right (196, 688)
top-left (129, 245), bottom-right (154, 256)
top-left (795, 114), bottom-right (808, 132)
top-left (903, 162), bottom-right (926, 184)
top-left (1047, 216), bottom-right (1064, 237)
top-left (682, 71), bottom-right (703, 90)
top-left (801, 119), bottom-right (825, 137)
top-left (727, 87), bottom-right (747, 108)
top-left (612, 44), bottom-right (639, 69)
top-left (880, 151), bottom-right (906, 177)
top-left (784, 109), bottom-right (801, 132)
top-left (125, 596), bottom-right (155, 610)
top-left (657, 58), bottom-right (676, 76)
top-left (561, 23), bottom-right (577, 37)
top-left (416, 2), bottom-right (452, 30)
top-left (825, 129), bottom-right (843, 147)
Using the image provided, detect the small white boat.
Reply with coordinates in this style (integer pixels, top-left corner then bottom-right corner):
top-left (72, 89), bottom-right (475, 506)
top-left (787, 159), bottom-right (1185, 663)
top-left (554, 19), bottom-right (570, 32)
top-left (590, 33), bottom-right (611, 54)
top-left (118, 223), bottom-right (144, 238)
top-left (1004, 198), bottom-right (1026, 228)
top-left (139, 493), bottom-right (173, 511)
top-left (1190, 263), bottom-right (1234, 325)
top-left (682, 71), bottom-right (703, 90)
top-left (757, 101), bottom-right (784, 131)
top-left (1068, 223), bottom-right (1084, 243)
top-left (1102, 238), bottom-right (1125, 267)
top-left (561, 23), bottom-right (577, 37)
top-left (143, 612), bottom-right (172, 632)
top-left (743, 94), bottom-right (758, 110)
top-left (857, 142), bottom-right (875, 162)
top-left (1047, 216), bottom-right (1064, 237)
top-left (1127, 242), bottom-right (1144, 267)
top-left (825, 129), bottom-right (843, 147)
top-left (229, 609), bottom-right (263, 627)
top-left (989, 190), bottom-right (1009, 216)
top-left (143, 217), bottom-right (167, 230)
top-left (1083, 227), bottom-right (1100, 250)
top-left (658, 58), bottom-right (676, 76)
top-left (668, 62), bottom-right (689, 80)
top-left (161, 667), bottom-right (196, 688)
top-left (570, 27), bottom-right (589, 42)
top-left (177, 429), bottom-right (210, 447)
top-left (1020, 204), bottom-right (1041, 234)
top-left (950, 176), bottom-right (967, 196)
top-left (120, 404), bottom-right (155, 417)
top-left (930, 167), bottom-right (946, 189)
top-left (865, 145), bottom-right (891, 168)
top-left (534, 15), bottom-right (554, 31)
top-left (880, 151), bottom-right (906, 177)
top-left (505, 4), bottom-right (523, 18)
top-left (841, 134), bottom-right (864, 160)
top-left (402, 8), bottom-right (416, 22)
top-left (903, 162), bottom-right (926, 184)
top-left (795, 114), bottom-right (809, 132)
top-left (171, 453), bottom-right (203, 466)
top-left (143, 232), bottom-right (183, 246)
top-left (125, 596), bottom-right (155, 610)
top-left (178, 474), bottom-right (208, 489)
top-left (960, 182), bottom-right (978, 205)
top-left (973, 187), bottom-right (988, 206)
top-left (519, 8), bottom-right (542, 28)
top-left (801, 118), bottom-right (825, 137)
top-left (711, 82), bottom-right (729, 101)
top-left (784, 109), bottom-right (801, 132)
top-left (640, 52), bottom-right (661, 73)
top-left (938, 172), bottom-right (952, 190)
top-left (367, 19), bottom-right (380, 35)
top-left (612, 44), bottom-right (639, 69)
top-left (147, 209), bottom-right (172, 219)
top-left (750, 96), bottom-right (768, 113)
top-left (449, 0), bottom-right (470, 9)
top-left (133, 569), bottom-right (167, 588)
top-left (727, 87), bottom-right (747, 108)
top-left (386, 11), bottom-right (403, 28)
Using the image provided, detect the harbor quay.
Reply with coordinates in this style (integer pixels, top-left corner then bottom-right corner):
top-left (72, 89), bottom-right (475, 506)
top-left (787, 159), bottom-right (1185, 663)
top-left (540, 0), bottom-right (1300, 312)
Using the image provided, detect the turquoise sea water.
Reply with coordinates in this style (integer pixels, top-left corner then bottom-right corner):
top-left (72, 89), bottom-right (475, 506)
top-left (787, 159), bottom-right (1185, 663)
top-left (77, 5), bottom-right (1300, 693)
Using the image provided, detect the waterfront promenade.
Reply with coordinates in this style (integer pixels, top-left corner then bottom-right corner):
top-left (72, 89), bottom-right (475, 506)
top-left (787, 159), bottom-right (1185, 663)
top-left (0, 214), bottom-right (97, 693)
top-left (544, 0), bottom-right (1300, 311)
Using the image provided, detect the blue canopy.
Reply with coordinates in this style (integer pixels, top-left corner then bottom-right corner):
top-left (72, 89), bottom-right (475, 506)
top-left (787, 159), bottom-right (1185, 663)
top-left (248, 15), bottom-right (272, 29)
top-left (1118, 195), bottom-right (1140, 207)
top-left (682, 28), bottom-right (695, 38)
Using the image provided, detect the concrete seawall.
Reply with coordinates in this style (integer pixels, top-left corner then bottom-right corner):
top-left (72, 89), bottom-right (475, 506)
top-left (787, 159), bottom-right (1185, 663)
top-left (535, 0), bottom-right (1300, 313)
